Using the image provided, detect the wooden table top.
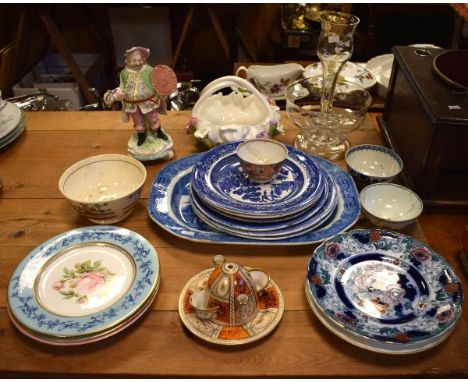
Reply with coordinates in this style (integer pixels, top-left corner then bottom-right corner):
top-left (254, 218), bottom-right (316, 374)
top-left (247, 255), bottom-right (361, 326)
top-left (0, 111), bottom-right (466, 378)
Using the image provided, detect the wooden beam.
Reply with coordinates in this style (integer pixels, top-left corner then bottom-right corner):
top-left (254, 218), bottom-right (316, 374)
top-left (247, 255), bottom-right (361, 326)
top-left (172, 5), bottom-right (194, 68)
top-left (38, 9), bottom-right (94, 104)
top-left (207, 6), bottom-right (231, 60)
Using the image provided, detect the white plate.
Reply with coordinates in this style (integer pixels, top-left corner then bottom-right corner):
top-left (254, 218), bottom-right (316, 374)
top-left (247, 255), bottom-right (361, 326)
top-left (303, 62), bottom-right (377, 90)
top-left (366, 54), bottom-right (394, 97)
top-left (0, 101), bottom-right (23, 140)
top-left (0, 118), bottom-right (25, 149)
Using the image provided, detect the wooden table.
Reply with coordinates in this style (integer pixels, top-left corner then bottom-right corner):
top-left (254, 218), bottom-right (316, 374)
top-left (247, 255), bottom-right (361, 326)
top-left (0, 111), bottom-right (467, 378)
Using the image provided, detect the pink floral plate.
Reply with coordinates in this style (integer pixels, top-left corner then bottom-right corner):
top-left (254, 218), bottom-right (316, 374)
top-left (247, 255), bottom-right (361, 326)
top-left (8, 279), bottom-right (159, 346)
top-left (7, 226), bottom-right (160, 339)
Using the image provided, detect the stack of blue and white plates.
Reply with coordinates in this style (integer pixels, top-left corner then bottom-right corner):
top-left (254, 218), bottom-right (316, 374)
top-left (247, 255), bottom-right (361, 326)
top-left (189, 141), bottom-right (341, 241)
top-left (0, 100), bottom-right (25, 149)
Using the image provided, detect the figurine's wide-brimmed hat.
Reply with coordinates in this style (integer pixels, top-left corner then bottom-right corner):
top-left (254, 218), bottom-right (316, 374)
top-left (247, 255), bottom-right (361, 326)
top-left (125, 47), bottom-right (150, 60)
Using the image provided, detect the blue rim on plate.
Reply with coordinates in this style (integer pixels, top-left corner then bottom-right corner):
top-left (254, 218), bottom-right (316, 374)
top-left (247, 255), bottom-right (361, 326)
top-left (147, 153), bottom-right (360, 245)
top-left (191, 182), bottom-right (329, 230)
top-left (8, 226), bottom-right (160, 338)
top-left (192, 197), bottom-right (338, 241)
top-left (190, 180), bottom-right (337, 240)
top-left (191, 141), bottom-right (324, 219)
top-left (306, 229), bottom-right (463, 348)
top-left (189, 168), bottom-right (336, 234)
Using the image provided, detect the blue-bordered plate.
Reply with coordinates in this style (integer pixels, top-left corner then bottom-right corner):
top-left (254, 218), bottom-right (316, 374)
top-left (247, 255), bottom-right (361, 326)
top-left (190, 180), bottom-right (337, 240)
top-left (191, 141), bottom-right (324, 219)
top-left (190, 168), bottom-right (336, 234)
top-left (306, 229), bottom-right (463, 351)
top-left (192, 198), bottom-right (338, 241)
top-left (8, 226), bottom-right (160, 338)
top-left (147, 154), bottom-right (359, 245)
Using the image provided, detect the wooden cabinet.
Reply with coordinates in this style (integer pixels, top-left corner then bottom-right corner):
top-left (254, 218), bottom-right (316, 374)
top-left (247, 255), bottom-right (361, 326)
top-left (378, 46), bottom-right (468, 210)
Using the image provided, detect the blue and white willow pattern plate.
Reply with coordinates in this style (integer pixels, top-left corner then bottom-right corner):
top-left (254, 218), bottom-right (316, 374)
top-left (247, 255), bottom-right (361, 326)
top-left (147, 154), bottom-right (359, 245)
top-left (190, 182), bottom-right (337, 240)
top-left (307, 229), bottom-right (463, 347)
top-left (191, 141), bottom-right (323, 219)
top-left (8, 226), bottom-right (159, 337)
top-left (190, 167), bottom-right (336, 235)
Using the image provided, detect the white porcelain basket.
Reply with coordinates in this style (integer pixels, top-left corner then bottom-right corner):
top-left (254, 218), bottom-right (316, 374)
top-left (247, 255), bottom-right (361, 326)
top-left (186, 76), bottom-right (283, 148)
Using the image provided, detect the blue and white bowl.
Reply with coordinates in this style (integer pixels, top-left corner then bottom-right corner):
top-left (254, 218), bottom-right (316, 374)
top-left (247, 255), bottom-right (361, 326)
top-left (345, 144), bottom-right (403, 188)
top-left (360, 183), bottom-right (423, 229)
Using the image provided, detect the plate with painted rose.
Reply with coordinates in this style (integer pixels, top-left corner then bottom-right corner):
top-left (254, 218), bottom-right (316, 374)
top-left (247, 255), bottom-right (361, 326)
top-left (8, 226), bottom-right (160, 339)
top-left (306, 229), bottom-right (463, 352)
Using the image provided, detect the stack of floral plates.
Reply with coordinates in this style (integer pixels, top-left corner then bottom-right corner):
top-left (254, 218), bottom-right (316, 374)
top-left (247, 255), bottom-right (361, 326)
top-left (189, 141), bottom-right (341, 241)
top-left (306, 229), bottom-right (463, 354)
top-left (7, 226), bottom-right (160, 346)
top-left (0, 100), bottom-right (25, 149)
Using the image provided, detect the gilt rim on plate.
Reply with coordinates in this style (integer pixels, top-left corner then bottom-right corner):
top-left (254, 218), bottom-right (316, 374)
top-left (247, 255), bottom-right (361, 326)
top-left (8, 226), bottom-right (160, 338)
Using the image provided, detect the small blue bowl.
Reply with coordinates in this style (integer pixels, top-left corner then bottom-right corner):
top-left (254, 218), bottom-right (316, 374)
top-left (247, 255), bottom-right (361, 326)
top-left (345, 144), bottom-right (403, 188)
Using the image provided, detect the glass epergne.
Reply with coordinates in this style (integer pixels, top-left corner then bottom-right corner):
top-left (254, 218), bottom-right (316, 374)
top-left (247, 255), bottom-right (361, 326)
top-left (285, 76), bottom-right (371, 160)
top-left (287, 11), bottom-right (364, 160)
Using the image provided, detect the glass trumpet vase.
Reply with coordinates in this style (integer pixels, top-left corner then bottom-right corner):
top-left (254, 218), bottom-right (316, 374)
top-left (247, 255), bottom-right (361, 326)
top-left (318, 11), bottom-right (360, 114)
top-left (295, 11), bottom-right (361, 160)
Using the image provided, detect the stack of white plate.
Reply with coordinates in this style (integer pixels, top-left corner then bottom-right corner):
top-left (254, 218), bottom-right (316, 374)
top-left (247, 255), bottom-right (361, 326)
top-left (189, 141), bottom-right (340, 241)
top-left (305, 229), bottom-right (463, 354)
top-left (0, 100), bottom-right (25, 149)
top-left (7, 226), bottom-right (160, 346)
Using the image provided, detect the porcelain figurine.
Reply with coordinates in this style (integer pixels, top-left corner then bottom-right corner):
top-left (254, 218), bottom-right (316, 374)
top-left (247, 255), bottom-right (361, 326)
top-left (104, 46), bottom-right (177, 161)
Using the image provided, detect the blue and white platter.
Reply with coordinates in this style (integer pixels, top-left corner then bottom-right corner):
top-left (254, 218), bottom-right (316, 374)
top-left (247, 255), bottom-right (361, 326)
top-left (191, 141), bottom-right (324, 219)
top-left (147, 153), bottom-right (360, 245)
top-left (191, 184), bottom-right (337, 240)
top-left (8, 226), bottom-right (160, 338)
top-left (306, 229), bottom-right (463, 353)
top-left (190, 171), bottom-right (336, 236)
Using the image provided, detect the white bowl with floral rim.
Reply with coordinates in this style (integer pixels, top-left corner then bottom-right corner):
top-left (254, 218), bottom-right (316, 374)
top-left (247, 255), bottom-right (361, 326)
top-left (59, 154), bottom-right (147, 224)
top-left (360, 183), bottom-right (423, 229)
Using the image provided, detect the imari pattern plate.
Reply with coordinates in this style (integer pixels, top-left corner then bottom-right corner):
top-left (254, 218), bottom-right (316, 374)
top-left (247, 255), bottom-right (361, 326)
top-left (306, 229), bottom-right (463, 351)
top-left (178, 268), bottom-right (284, 345)
top-left (8, 226), bottom-right (160, 338)
top-left (191, 141), bottom-right (323, 219)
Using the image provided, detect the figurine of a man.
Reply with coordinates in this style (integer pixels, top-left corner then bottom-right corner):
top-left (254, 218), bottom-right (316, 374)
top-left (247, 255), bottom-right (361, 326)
top-left (105, 47), bottom-right (167, 146)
